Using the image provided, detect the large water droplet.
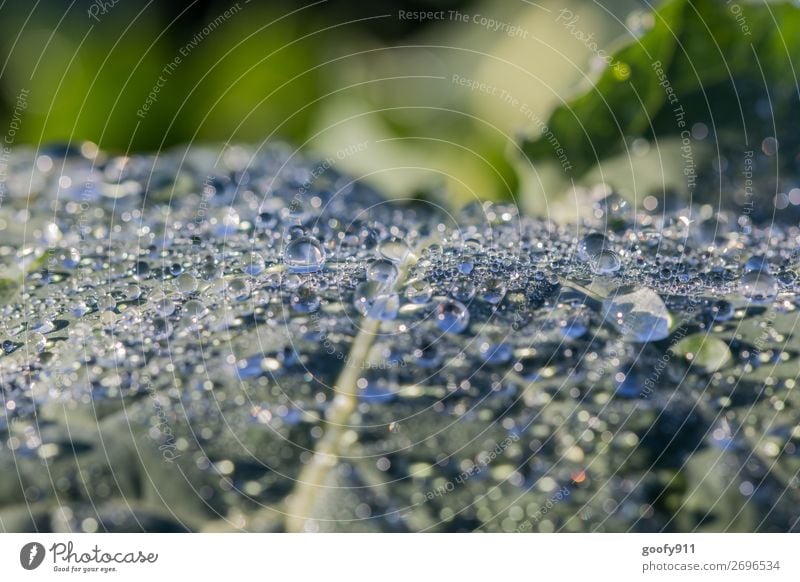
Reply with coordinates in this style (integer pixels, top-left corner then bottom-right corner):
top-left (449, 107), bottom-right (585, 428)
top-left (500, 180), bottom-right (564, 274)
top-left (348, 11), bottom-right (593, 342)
top-left (744, 255), bottom-right (769, 273)
top-left (602, 288), bottom-right (671, 342)
top-left (367, 259), bottom-right (399, 284)
top-left (378, 236), bottom-right (411, 263)
top-left (481, 277), bottom-right (507, 305)
top-left (370, 293), bottom-right (400, 321)
top-left (414, 344), bottom-right (441, 368)
top-left (284, 236), bottom-right (325, 273)
top-left (450, 277), bottom-right (476, 302)
top-left (405, 279), bottom-right (433, 304)
top-left (436, 300), bottom-right (469, 334)
top-left (354, 281), bottom-right (399, 320)
top-left (242, 251), bottom-right (265, 276)
top-left (154, 297), bottom-right (176, 316)
top-left (559, 305), bottom-right (590, 339)
top-left (174, 273), bottom-right (198, 294)
top-left (577, 232), bottom-right (609, 261)
top-left (227, 278), bottom-right (252, 301)
top-left (23, 331), bottom-right (47, 353)
top-left (182, 299), bottom-right (208, 323)
top-left (478, 338), bottom-right (512, 365)
top-left (708, 299), bottom-right (734, 322)
top-left (590, 249), bottom-right (621, 275)
top-left (739, 270), bottom-right (777, 303)
top-left (291, 284), bottom-right (320, 313)
top-left (30, 319), bottom-right (55, 334)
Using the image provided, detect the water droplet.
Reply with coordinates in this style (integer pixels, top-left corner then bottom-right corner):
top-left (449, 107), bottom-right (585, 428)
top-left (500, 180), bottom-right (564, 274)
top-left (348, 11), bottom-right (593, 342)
top-left (589, 249), bottom-right (621, 275)
top-left (744, 255), bottom-right (769, 274)
top-left (182, 299), bottom-right (208, 322)
top-left (30, 319), bottom-right (55, 334)
top-left (354, 281), bottom-right (399, 320)
top-left (436, 300), bottom-right (469, 334)
top-left (602, 288), bottom-right (671, 342)
top-left (450, 278), bottom-right (476, 302)
top-left (458, 260), bottom-right (474, 275)
top-left (284, 236), bottom-right (325, 273)
top-left (709, 300), bottom-right (734, 322)
top-left (367, 259), bottom-right (399, 284)
top-left (200, 255), bottom-right (220, 280)
top-left (378, 236), bottom-right (411, 263)
top-left (227, 278), bottom-right (252, 301)
top-left (577, 232), bottom-right (609, 261)
top-left (367, 293), bottom-right (400, 321)
top-left (291, 284), bottom-right (320, 313)
top-left (481, 277), bottom-right (507, 305)
top-left (123, 283), bottom-right (142, 301)
top-left (405, 279), bottom-right (433, 304)
top-left (99, 295), bottom-right (117, 312)
top-left (23, 331), bottom-right (47, 353)
top-left (154, 297), bottom-right (176, 317)
top-left (174, 273), bottom-right (198, 294)
top-left (242, 251), bottom-right (265, 275)
top-left (414, 344), bottom-right (441, 368)
top-left (478, 339), bottom-right (512, 365)
top-left (739, 270), bottom-right (777, 303)
top-left (133, 260), bottom-right (151, 280)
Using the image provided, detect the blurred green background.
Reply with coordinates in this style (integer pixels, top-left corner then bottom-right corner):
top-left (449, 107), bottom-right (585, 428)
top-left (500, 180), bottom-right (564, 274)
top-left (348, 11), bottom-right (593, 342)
top-left (0, 0), bottom-right (652, 212)
top-left (1, 0), bottom-right (797, 219)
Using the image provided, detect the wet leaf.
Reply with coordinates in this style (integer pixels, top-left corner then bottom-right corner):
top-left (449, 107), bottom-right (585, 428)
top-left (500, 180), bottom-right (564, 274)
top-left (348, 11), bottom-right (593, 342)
top-left (673, 334), bottom-right (732, 373)
top-left (0, 144), bottom-right (798, 533)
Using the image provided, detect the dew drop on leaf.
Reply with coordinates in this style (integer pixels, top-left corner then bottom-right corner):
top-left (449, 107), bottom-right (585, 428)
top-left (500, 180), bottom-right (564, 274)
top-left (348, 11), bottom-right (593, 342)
top-left (242, 251), bottom-right (265, 275)
top-left (602, 287), bottom-right (671, 342)
top-left (481, 277), bottom-right (507, 305)
top-left (436, 299), bottom-right (469, 334)
top-left (291, 284), bottom-right (321, 313)
top-left (378, 236), bottom-right (411, 263)
top-left (284, 236), bottom-right (325, 273)
top-left (478, 339), bottom-right (512, 365)
top-left (577, 232), bottom-right (609, 261)
top-left (450, 277), bottom-right (476, 302)
top-left (405, 279), bottom-right (433, 304)
top-left (366, 259), bottom-right (399, 284)
top-left (590, 249), bottom-right (622, 275)
top-left (739, 270), bottom-right (778, 302)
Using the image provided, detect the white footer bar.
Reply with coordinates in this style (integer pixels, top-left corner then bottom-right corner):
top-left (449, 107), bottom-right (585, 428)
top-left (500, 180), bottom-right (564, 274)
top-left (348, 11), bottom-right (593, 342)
top-left (1, 533), bottom-right (797, 581)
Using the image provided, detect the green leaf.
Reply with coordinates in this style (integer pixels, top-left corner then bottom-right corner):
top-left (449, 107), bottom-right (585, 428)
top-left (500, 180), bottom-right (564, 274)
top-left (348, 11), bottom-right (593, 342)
top-left (0, 276), bottom-right (21, 304)
top-left (673, 334), bottom-right (732, 373)
top-left (521, 0), bottom-right (800, 177)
